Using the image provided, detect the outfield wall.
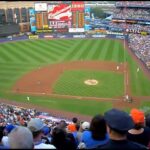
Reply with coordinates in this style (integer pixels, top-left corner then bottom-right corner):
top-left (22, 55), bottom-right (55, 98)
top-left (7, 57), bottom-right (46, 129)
top-left (0, 33), bottom-right (127, 43)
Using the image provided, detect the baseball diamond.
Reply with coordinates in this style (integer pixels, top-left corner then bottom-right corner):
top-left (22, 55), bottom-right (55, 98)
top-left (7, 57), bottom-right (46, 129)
top-left (0, 38), bottom-right (150, 120)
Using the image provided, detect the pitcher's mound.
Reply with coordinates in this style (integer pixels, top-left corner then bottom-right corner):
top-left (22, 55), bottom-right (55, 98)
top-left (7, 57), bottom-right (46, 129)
top-left (84, 79), bottom-right (98, 86)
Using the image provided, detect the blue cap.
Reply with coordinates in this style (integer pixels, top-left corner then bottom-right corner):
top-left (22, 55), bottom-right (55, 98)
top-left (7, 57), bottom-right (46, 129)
top-left (42, 126), bottom-right (50, 135)
top-left (5, 124), bottom-right (16, 133)
top-left (104, 109), bottom-right (134, 132)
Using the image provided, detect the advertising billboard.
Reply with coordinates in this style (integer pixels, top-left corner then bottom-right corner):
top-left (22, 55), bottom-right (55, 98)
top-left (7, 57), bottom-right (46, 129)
top-left (47, 2), bottom-right (72, 30)
top-left (29, 9), bottom-right (37, 32)
top-left (29, 35), bottom-right (39, 39)
top-left (69, 28), bottom-right (84, 32)
top-left (84, 6), bottom-right (91, 31)
top-left (35, 3), bottom-right (47, 12)
top-left (70, 1), bottom-right (85, 32)
top-left (71, 1), bottom-right (84, 12)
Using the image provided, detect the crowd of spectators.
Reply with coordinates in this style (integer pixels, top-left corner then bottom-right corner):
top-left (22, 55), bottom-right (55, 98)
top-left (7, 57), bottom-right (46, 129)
top-left (109, 22), bottom-right (150, 33)
top-left (128, 34), bottom-right (150, 70)
top-left (116, 1), bottom-right (150, 8)
top-left (0, 103), bottom-right (150, 149)
top-left (113, 8), bottom-right (150, 21)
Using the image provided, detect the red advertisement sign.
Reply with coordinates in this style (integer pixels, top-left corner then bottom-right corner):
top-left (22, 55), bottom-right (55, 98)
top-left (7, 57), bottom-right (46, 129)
top-left (71, 1), bottom-right (84, 12)
top-left (48, 3), bottom-right (72, 29)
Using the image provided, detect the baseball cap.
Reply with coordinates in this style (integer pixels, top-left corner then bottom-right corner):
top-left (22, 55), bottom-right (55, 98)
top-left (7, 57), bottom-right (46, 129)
top-left (81, 122), bottom-right (90, 130)
top-left (42, 126), bottom-right (50, 135)
top-left (130, 108), bottom-right (145, 124)
top-left (5, 124), bottom-right (16, 134)
top-left (27, 118), bottom-right (44, 132)
top-left (104, 109), bottom-right (134, 132)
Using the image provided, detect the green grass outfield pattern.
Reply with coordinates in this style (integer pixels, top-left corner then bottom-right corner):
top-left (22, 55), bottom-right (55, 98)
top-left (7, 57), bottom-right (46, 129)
top-left (53, 70), bottom-right (124, 98)
top-left (0, 38), bottom-right (150, 115)
top-left (0, 92), bottom-right (112, 116)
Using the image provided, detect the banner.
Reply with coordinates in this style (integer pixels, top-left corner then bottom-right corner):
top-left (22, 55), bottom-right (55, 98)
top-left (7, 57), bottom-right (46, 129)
top-left (35, 3), bottom-right (47, 12)
top-left (73, 35), bottom-right (85, 38)
top-left (44, 35), bottom-right (53, 39)
top-left (29, 35), bottom-right (39, 39)
top-left (84, 6), bottom-right (91, 31)
top-left (69, 28), bottom-right (84, 32)
top-left (29, 9), bottom-right (37, 32)
top-left (92, 35), bottom-right (106, 38)
top-left (36, 29), bottom-right (52, 33)
top-left (47, 2), bottom-right (72, 29)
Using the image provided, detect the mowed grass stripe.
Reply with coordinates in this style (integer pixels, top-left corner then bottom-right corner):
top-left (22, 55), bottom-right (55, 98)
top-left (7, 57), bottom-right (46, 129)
top-left (104, 40), bottom-right (115, 60)
top-left (19, 41), bottom-right (53, 63)
top-left (3, 42), bottom-right (34, 62)
top-left (10, 42), bottom-right (41, 63)
top-left (111, 40), bottom-right (120, 62)
top-left (42, 40), bottom-right (70, 53)
top-left (5, 43), bottom-right (34, 62)
top-left (63, 40), bottom-right (84, 60)
top-left (51, 39), bottom-right (76, 48)
top-left (86, 40), bottom-right (101, 60)
top-left (118, 42), bottom-right (125, 62)
top-left (72, 39), bottom-right (94, 60)
top-left (32, 39), bottom-right (68, 54)
top-left (0, 47), bottom-right (13, 62)
top-left (98, 40), bottom-right (113, 60)
top-left (137, 71), bottom-right (150, 96)
top-left (129, 58), bottom-right (139, 95)
top-left (24, 41), bottom-right (58, 62)
top-left (78, 39), bottom-right (97, 60)
top-left (33, 40), bottom-right (66, 57)
top-left (66, 40), bottom-right (90, 60)
top-left (0, 64), bottom-right (37, 70)
top-left (91, 40), bottom-right (106, 60)
top-left (0, 44), bottom-right (21, 62)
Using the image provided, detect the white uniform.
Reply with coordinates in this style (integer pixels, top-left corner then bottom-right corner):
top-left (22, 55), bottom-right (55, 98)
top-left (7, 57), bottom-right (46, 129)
top-left (117, 66), bottom-right (119, 70)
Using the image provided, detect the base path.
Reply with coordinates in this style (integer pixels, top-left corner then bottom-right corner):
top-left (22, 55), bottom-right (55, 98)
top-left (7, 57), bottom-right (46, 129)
top-left (11, 60), bottom-right (150, 118)
top-left (12, 61), bottom-right (126, 94)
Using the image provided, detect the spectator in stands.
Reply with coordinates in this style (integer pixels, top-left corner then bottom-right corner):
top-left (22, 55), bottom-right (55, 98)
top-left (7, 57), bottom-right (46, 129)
top-left (67, 117), bottom-right (78, 133)
top-left (27, 118), bottom-right (56, 149)
top-left (8, 126), bottom-right (34, 149)
top-left (51, 127), bottom-right (76, 150)
top-left (127, 108), bottom-right (150, 147)
top-left (57, 120), bottom-right (77, 148)
top-left (76, 121), bottom-right (90, 144)
top-left (41, 125), bottom-right (52, 144)
top-left (0, 126), bottom-right (8, 149)
top-left (2, 124), bottom-right (16, 147)
top-left (98, 108), bottom-right (147, 149)
top-left (145, 113), bottom-right (150, 128)
top-left (57, 120), bottom-right (68, 131)
top-left (80, 114), bottom-right (109, 149)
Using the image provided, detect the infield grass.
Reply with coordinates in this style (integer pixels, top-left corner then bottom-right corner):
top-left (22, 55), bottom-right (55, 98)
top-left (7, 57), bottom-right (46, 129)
top-left (0, 38), bottom-right (150, 115)
top-left (53, 70), bottom-right (124, 98)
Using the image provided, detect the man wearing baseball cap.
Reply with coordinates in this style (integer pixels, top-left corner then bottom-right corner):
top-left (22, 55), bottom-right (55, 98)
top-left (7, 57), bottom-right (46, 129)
top-left (27, 118), bottom-right (56, 149)
top-left (127, 108), bottom-right (150, 147)
top-left (97, 109), bottom-right (148, 149)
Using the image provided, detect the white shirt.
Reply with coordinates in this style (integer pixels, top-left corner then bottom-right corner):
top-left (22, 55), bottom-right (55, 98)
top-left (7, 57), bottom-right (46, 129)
top-left (34, 143), bottom-right (56, 149)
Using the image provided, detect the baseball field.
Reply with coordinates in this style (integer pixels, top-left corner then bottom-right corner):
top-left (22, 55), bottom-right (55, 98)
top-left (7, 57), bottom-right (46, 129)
top-left (0, 38), bottom-right (150, 119)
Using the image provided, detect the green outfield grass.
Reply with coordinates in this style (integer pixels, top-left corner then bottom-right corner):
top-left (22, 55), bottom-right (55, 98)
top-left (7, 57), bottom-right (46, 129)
top-left (0, 38), bottom-right (150, 116)
top-left (53, 70), bottom-right (124, 98)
